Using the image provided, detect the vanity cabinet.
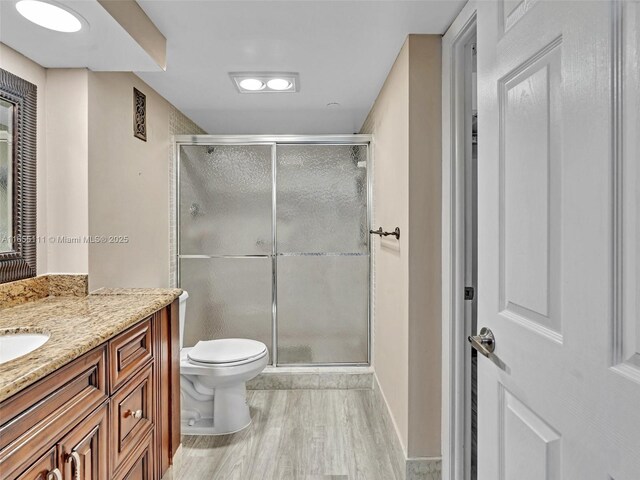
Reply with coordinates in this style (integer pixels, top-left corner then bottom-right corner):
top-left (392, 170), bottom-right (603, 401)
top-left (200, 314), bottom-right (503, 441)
top-left (0, 300), bottom-right (180, 480)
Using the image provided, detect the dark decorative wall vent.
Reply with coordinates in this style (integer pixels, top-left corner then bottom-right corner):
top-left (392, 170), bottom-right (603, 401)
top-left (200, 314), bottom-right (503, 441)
top-left (133, 87), bottom-right (147, 141)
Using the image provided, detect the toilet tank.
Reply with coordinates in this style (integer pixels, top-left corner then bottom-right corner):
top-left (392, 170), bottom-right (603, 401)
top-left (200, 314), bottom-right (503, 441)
top-left (178, 291), bottom-right (189, 349)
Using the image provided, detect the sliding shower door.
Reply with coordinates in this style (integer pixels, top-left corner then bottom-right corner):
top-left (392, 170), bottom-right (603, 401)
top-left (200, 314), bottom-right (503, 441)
top-left (177, 138), bottom-right (370, 366)
top-left (178, 144), bottom-right (274, 359)
top-left (276, 145), bottom-right (369, 364)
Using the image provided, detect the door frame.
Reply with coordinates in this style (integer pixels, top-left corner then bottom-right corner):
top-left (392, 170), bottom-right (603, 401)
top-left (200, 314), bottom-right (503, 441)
top-left (441, 3), bottom-right (478, 480)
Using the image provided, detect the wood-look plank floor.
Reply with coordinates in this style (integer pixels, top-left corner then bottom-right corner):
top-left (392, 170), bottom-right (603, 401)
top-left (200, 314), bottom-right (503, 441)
top-left (172, 390), bottom-right (401, 480)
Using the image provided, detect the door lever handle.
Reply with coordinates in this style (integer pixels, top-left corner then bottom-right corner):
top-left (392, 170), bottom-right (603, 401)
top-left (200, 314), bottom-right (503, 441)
top-left (468, 327), bottom-right (495, 358)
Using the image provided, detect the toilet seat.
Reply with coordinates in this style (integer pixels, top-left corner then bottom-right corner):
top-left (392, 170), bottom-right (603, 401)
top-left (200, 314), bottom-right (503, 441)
top-left (187, 338), bottom-right (268, 367)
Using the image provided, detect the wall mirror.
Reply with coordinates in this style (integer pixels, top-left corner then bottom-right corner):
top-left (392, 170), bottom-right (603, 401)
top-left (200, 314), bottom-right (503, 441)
top-left (0, 69), bottom-right (37, 283)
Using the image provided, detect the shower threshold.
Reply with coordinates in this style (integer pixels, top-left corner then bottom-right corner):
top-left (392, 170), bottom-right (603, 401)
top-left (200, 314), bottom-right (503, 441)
top-left (247, 365), bottom-right (374, 390)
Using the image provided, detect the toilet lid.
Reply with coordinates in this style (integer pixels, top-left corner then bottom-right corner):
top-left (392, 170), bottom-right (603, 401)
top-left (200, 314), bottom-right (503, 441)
top-left (187, 338), bottom-right (267, 364)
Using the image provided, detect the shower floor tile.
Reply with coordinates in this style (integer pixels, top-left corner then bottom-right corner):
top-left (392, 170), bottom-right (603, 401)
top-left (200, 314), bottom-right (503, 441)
top-left (170, 389), bottom-right (401, 480)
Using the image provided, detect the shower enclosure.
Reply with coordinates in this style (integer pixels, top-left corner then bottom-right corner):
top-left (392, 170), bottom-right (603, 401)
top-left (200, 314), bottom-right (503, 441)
top-left (176, 135), bottom-right (371, 366)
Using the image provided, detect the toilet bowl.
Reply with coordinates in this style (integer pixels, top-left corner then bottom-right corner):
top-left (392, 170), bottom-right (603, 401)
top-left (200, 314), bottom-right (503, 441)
top-left (178, 292), bottom-right (268, 435)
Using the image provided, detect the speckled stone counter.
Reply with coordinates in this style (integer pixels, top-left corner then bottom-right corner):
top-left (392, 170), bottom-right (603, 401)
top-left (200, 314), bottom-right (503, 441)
top-left (0, 274), bottom-right (88, 309)
top-left (0, 287), bottom-right (182, 402)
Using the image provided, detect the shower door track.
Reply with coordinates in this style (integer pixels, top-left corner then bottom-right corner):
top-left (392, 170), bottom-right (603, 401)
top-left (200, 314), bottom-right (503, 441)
top-left (175, 135), bottom-right (373, 367)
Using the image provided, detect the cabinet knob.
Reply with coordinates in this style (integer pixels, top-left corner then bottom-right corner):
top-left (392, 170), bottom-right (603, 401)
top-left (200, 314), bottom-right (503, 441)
top-left (125, 409), bottom-right (143, 419)
top-left (46, 468), bottom-right (62, 480)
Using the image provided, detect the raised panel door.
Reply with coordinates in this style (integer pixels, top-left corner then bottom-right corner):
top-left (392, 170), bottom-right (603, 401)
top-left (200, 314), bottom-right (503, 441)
top-left (57, 403), bottom-right (108, 480)
top-left (476, 1), bottom-right (640, 478)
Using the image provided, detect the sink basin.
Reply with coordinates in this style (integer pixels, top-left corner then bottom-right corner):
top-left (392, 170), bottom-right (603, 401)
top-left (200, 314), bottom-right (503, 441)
top-left (0, 332), bottom-right (50, 364)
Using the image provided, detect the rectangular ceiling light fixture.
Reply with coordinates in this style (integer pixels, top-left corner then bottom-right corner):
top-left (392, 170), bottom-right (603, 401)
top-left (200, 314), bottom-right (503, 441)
top-left (230, 72), bottom-right (299, 93)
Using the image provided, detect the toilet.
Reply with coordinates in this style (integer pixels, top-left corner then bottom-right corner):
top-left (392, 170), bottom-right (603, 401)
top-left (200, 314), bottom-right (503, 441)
top-left (178, 292), bottom-right (269, 435)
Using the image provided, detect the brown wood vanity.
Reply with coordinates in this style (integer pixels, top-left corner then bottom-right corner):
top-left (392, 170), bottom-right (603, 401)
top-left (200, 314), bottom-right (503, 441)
top-left (0, 299), bottom-right (180, 480)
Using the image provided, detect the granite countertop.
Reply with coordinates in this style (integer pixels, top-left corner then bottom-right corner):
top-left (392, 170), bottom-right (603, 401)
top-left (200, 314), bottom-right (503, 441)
top-left (0, 288), bottom-right (182, 402)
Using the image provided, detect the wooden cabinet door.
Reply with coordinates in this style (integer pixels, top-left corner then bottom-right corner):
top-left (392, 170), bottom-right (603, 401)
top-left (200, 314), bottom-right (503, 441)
top-left (0, 347), bottom-right (108, 480)
top-left (112, 433), bottom-right (154, 480)
top-left (15, 447), bottom-right (59, 480)
top-left (57, 404), bottom-right (108, 480)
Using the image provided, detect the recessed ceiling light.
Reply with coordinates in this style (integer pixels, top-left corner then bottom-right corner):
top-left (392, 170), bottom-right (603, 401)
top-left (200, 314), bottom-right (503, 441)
top-left (16, 0), bottom-right (83, 33)
top-left (238, 78), bottom-right (265, 91)
top-left (267, 79), bottom-right (292, 91)
top-left (326, 102), bottom-right (341, 108)
top-left (231, 72), bottom-right (299, 94)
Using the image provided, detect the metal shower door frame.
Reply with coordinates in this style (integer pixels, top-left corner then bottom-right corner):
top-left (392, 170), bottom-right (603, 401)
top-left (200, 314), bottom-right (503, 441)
top-left (175, 134), bottom-right (373, 366)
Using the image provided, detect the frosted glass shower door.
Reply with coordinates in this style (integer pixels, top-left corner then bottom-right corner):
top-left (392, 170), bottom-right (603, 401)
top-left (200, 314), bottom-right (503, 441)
top-left (276, 144), bottom-right (369, 364)
top-left (179, 145), bottom-right (272, 255)
top-left (179, 144), bottom-right (274, 359)
top-left (179, 257), bottom-right (273, 353)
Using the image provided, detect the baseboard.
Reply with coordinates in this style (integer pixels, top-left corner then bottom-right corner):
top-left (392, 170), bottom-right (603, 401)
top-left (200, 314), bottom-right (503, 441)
top-left (372, 374), bottom-right (442, 480)
top-left (247, 366), bottom-right (374, 390)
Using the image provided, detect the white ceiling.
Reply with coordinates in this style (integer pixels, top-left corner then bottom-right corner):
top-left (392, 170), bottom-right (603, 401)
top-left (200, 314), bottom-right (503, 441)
top-left (0, 0), bottom-right (162, 71)
top-left (136, 0), bottom-right (465, 135)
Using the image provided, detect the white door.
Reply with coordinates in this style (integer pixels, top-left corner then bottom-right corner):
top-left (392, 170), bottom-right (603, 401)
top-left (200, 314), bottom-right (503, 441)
top-left (475, 1), bottom-right (640, 479)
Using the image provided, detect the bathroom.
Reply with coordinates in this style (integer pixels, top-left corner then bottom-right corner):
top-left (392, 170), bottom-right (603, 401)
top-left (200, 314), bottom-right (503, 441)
top-left (0, 1), bottom-right (446, 479)
top-left (1, 1), bottom-right (639, 480)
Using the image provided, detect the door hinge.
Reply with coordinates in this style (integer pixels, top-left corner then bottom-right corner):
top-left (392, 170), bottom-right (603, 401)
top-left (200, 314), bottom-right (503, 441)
top-left (464, 287), bottom-right (475, 301)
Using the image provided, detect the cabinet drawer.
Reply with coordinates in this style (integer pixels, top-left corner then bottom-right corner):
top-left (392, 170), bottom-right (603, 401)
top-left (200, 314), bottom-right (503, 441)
top-left (112, 431), bottom-right (154, 480)
top-left (0, 347), bottom-right (108, 479)
top-left (15, 446), bottom-right (56, 480)
top-left (109, 318), bottom-right (153, 392)
top-left (110, 364), bottom-right (154, 473)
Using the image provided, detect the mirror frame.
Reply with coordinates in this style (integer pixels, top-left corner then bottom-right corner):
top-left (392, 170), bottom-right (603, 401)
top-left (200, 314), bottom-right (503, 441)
top-left (0, 68), bottom-right (37, 283)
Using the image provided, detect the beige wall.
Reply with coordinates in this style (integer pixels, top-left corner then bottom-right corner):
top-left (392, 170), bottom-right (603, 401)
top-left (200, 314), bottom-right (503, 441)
top-left (362, 40), bottom-right (411, 454)
top-left (1, 44), bottom-right (48, 273)
top-left (361, 34), bottom-right (442, 459)
top-left (46, 70), bottom-right (90, 273)
top-left (87, 73), bottom-right (204, 291)
top-left (407, 35), bottom-right (442, 458)
top-left (88, 72), bottom-right (171, 290)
